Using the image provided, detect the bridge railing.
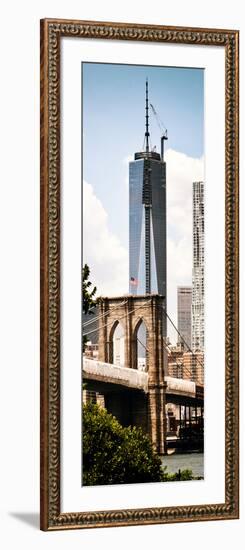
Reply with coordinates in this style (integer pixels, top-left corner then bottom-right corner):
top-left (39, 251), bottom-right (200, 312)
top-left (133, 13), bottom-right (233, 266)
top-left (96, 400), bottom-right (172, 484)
top-left (83, 357), bottom-right (148, 392)
top-left (83, 358), bottom-right (204, 401)
top-left (164, 376), bottom-right (196, 397)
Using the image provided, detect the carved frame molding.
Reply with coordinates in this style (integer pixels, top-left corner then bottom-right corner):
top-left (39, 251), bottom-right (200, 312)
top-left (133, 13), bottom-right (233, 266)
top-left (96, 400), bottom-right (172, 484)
top-left (40, 18), bottom-right (239, 530)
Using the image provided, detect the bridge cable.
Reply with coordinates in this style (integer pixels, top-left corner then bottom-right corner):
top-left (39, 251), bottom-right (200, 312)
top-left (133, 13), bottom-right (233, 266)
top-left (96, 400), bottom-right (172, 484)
top-left (157, 304), bottom-right (204, 372)
top-left (136, 335), bottom-right (198, 382)
top-left (83, 299), bottom-right (128, 328)
top-left (161, 337), bottom-right (197, 382)
top-left (83, 301), bottom-right (152, 338)
top-left (83, 302), bottom-right (203, 381)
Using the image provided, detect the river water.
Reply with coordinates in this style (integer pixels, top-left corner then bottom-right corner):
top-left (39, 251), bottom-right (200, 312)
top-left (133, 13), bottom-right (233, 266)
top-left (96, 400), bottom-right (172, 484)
top-left (161, 453), bottom-right (204, 478)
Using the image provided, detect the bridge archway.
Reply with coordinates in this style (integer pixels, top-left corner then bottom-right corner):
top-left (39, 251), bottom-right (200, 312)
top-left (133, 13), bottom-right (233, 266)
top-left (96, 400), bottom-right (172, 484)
top-left (97, 295), bottom-right (167, 454)
top-left (109, 320), bottom-right (125, 366)
top-left (132, 318), bottom-right (149, 371)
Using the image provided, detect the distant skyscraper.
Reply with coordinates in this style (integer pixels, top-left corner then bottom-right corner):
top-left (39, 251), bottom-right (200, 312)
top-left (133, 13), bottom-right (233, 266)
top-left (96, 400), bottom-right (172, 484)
top-left (177, 286), bottom-right (192, 350)
top-left (129, 80), bottom-right (167, 334)
top-left (192, 181), bottom-right (204, 352)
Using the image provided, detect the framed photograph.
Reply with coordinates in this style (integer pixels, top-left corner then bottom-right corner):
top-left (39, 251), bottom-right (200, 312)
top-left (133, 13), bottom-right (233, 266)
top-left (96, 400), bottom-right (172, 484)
top-left (40, 18), bottom-right (239, 530)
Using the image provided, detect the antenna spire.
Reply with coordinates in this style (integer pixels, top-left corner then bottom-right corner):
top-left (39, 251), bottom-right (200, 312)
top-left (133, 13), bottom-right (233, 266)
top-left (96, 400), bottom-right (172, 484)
top-left (145, 78), bottom-right (149, 153)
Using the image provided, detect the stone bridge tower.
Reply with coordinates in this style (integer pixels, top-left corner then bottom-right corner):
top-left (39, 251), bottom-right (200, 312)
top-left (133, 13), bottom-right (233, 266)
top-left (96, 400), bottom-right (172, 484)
top-left (98, 294), bottom-right (167, 454)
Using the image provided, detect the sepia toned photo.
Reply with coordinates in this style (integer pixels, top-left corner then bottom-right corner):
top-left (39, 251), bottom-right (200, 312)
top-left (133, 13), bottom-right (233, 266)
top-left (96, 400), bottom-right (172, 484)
top-left (82, 63), bottom-right (205, 486)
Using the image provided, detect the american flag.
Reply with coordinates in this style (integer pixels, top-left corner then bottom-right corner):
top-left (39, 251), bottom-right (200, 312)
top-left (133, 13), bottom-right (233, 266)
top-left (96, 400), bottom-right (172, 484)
top-left (130, 277), bottom-right (138, 286)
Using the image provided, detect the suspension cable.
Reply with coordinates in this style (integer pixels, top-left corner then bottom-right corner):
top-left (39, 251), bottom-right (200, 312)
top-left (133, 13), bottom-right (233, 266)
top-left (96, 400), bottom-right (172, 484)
top-left (136, 337), bottom-right (149, 353)
top-left (161, 338), bottom-right (198, 381)
top-left (136, 327), bottom-right (201, 381)
top-left (133, 311), bottom-right (202, 379)
top-left (83, 299), bottom-right (203, 379)
top-left (83, 299), bottom-right (128, 327)
top-left (83, 301), bottom-right (152, 338)
top-left (157, 304), bottom-right (204, 371)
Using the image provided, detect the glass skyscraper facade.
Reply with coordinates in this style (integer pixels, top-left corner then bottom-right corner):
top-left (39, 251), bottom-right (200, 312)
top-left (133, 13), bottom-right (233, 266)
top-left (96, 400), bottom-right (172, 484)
top-left (128, 81), bottom-right (167, 336)
top-left (129, 153), bottom-right (166, 299)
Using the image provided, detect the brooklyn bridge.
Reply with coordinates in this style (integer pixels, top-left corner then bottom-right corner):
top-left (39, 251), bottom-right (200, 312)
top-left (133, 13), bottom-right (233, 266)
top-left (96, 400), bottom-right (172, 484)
top-left (83, 294), bottom-right (204, 455)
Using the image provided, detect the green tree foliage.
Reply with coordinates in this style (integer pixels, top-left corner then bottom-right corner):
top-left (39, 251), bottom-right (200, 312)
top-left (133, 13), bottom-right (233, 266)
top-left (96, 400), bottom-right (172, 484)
top-left (82, 264), bottom-right (97, 351)
top-left (82, 403), bottom-right (163, 485)
top-left (82, 264), bottom-right (97, 314)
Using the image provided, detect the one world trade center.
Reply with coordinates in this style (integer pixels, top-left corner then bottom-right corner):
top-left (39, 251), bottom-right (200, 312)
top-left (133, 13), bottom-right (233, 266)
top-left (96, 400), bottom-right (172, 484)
top-left (129, 79), bottom-right (167, 319)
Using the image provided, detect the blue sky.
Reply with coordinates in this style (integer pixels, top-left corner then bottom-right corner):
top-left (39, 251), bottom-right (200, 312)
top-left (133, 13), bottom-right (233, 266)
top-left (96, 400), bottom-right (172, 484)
top-left (82, 62), bottom-right (204, 342)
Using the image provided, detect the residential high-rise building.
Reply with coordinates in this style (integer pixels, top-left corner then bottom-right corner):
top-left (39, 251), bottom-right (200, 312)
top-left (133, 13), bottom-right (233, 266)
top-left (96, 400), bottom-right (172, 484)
top-left (129, 80), bottom-right (167, 336)
top-left (192, 181), bottom-right (204, 352)
top-left (177, 286), bottom-right (192, 350)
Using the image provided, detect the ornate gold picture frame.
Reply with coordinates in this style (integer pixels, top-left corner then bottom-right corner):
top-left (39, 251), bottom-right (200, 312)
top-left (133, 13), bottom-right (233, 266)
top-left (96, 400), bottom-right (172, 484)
top-left (40, 18), bottom-right (239, 530)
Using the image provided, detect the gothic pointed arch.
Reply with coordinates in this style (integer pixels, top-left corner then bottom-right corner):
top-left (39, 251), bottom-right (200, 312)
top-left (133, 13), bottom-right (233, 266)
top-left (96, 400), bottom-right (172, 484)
top-left (132, 317), bottom-right (149, 371)
top-left (108, 320), bottom-right (125, 366)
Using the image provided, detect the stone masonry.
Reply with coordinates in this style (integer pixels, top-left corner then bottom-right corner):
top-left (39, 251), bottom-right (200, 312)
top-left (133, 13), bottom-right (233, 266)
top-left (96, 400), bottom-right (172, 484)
top-left (97, 294), bottom-right (167, 454)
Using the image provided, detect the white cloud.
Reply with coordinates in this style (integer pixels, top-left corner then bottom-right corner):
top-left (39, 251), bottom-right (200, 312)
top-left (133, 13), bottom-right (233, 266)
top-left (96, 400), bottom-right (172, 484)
top-left (83, 181), bottom-right (128, 297)
top-left (83, 149), bottom-right (204, 343)
top-left (165, 149), bottom-right (204, 343)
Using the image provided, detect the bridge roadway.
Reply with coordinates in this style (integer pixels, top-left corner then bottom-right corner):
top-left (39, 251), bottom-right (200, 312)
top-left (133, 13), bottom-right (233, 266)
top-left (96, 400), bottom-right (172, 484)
top-left (83, 357), bottom-right (204, 406)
